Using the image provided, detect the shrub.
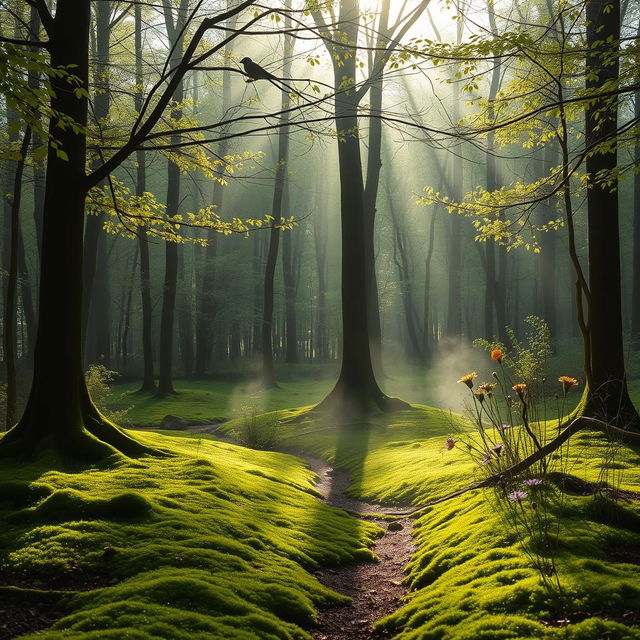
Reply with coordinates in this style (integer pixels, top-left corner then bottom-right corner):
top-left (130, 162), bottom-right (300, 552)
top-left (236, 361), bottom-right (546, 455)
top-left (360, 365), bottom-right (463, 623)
top-left (85, 364), bottom-right (132, 425)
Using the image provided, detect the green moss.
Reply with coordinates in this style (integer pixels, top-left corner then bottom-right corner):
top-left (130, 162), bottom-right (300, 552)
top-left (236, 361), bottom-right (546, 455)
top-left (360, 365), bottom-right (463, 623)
top-left (0, 431), bottom-right (378, 640)
top-left (4, 387), bottom-right (640, 640)
top-left (224, 404), bottom-right (640, 639)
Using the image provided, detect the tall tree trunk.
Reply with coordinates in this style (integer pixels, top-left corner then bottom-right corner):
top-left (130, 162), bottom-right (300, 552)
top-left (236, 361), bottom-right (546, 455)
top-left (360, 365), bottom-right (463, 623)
top-left (4, 129), bottom-right (32, 428)
top-left (261, 18), bottom-right (292, 387)
top-left (16, 220), bottom-right (36, 358)
top-left (178, 247), bottom-right (195, 376)
top-left (584, 0), bottom-right (638, 426)
top-left (83, 0), bottom-right (112, 365)
top-left (384, 153), bottom-right (423, 362)
top-left (158, 0), bottom-right (188, 395)
top-left (28, 6), bottom-right (45, 264)
top-left (194, 20), bottom-right (235, 376)
top-left (362, 0), bottom-right (391, 378)
top-left (539, 143), bottom-right (557, 344)
top-left (313, 184), bottom-right (329, 362)
top-left (483, 0), bottom-right (502, 340)
top-left (0, 0), bottom-right (148, 459)
top-left (282, 206), bottom-right (299, 364)
top-left (631, 42), bottom-right (640, 347)
top-left (134, 3), bottom-right (156, 392)
top-left (445, 14), bottom-right (466, 339)
top-left (423, 206), bottom-right (437, 361)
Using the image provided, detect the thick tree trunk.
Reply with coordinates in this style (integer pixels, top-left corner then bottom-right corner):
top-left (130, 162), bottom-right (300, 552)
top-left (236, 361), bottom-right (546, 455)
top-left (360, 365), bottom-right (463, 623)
top-left (0, 0), bottom-right (149, 460)
top-left (318, 97), bottom-right (403, 413)
top-left (584, 0), bottom-right (638, 427)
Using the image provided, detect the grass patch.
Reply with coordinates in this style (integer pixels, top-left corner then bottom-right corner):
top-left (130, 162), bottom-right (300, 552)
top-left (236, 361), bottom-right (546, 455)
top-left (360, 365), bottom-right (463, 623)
top-left (0, 431), bottom-right (380, 640)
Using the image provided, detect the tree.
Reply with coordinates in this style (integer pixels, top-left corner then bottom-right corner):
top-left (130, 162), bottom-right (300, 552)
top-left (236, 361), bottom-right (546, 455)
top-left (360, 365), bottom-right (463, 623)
top-left (583, 0), bottom-right (638, 426)
top-left (261, 9), bottom-right (293, 388)
top-left (0, 0), bottom-right (294, 460)
top-left (309, 0), bottom-right (429, 414)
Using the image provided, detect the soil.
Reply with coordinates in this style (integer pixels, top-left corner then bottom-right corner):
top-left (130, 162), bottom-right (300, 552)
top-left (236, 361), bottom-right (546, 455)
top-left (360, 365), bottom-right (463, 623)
top-left (303, 458), bottom-right (415, 640)
top-left (0, 599), bottom-right (64, 640)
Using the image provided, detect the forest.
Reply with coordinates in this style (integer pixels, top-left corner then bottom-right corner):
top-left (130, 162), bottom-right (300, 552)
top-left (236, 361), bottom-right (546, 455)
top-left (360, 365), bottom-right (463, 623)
top-left (1, 0), bottom-right (640, 638)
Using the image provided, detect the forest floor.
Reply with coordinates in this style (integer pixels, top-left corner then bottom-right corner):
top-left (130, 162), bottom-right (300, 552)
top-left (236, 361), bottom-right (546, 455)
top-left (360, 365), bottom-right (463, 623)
top-left (1, 397), bottom-right (640, 639)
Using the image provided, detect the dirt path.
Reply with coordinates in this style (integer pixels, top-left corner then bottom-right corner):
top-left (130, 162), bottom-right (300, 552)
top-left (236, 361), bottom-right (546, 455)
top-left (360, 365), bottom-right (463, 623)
top-left (303, 457), bottom-right (415, 640)
top-left (194, 424), bottom-right (416, 640)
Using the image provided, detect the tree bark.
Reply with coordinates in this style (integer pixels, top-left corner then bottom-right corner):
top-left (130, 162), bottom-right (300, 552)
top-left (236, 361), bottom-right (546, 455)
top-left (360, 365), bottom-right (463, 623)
top-left (157, 0), bottom-right (188, 395)
top-left (0, 0), bottom-right (149, 460)
top-left (584, 0), bottom-right (638, 427)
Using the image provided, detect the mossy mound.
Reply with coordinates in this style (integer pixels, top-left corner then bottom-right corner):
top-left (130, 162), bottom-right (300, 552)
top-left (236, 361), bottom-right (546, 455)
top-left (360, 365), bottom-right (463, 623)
top-left (0, 431), bottom-right (379, 639)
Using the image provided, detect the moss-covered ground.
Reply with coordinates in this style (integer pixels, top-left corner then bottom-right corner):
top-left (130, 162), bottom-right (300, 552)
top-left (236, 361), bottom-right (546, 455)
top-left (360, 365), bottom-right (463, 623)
top-left (4, 372), bottom-right (640, 640)
top-left (221, 405), bottom-right (640, 639)
top-left (106, 366), bottom-right (640, 429)
top-left (0, 432), bottom-right (379, 639)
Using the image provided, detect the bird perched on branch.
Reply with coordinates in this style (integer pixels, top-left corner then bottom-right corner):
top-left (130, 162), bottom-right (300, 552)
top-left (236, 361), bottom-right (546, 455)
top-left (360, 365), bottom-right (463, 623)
top-left (239, 56), bottom-right (300, 98)
top-left (240, 57), bottom-right (279, 82)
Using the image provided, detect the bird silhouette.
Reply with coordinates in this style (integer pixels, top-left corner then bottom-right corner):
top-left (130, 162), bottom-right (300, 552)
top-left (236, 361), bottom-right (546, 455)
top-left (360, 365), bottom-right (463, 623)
top-left (240, 57), bottom-right (279, 82)
top-left (239, 56), bottom-right (301, 98)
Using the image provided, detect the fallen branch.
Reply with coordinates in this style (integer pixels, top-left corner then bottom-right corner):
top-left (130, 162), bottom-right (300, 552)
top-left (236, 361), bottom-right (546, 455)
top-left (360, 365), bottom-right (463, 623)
top-left (394, 416), bottom-right (640, 516)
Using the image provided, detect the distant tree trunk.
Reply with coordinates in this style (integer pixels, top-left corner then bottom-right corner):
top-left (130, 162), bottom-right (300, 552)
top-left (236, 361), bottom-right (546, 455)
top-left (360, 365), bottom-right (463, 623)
top-left (134, 3), bottom-right (156, 392)
top-left (483, 0), bottom-right (502, 340)
top-left (178, 248), bottom-right (195, 376)
top-left (121, 251), bottom-right (137, 369)
top-left (17, 221), bottom-right (36, 358)
top-left (584, 0), bottom-right (639, 427)
top-left (158, 0), bottom-right (188, 395)
top-left (194, 26), bottom-right (235, 375)
top-left (384, 155), bottom-right (423, 362)
top-left (251, 234), bottom-right (263, 356)
top-left (313, 188), bottom-right (329, 362)
top-left (445, 16), bottom-right (466, 340)
top-left (423, 206), bottom-right (437, 361)
top-left (539, 143), bottom-right (557, 344)
top-left (282, 205), bottom-right (299, 364)
top-left (4, 129), bottom-right (32, 428)
top-left (83, 0), bottom-right (112, 365)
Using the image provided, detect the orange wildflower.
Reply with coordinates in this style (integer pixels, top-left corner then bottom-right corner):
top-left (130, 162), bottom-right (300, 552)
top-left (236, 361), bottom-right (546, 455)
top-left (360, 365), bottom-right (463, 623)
top-left (558, 376), bottom-right (579, 392)
top-left (457, 372), bottom-right (477, 389)
top-left (491, 349), bottom-right (504, 362)
top-left (512, 383), bottom-right (527, 399)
